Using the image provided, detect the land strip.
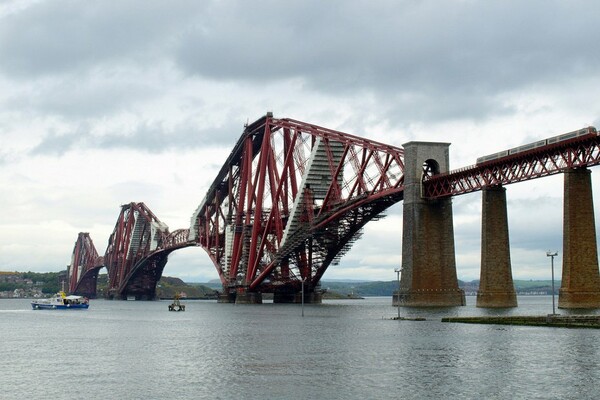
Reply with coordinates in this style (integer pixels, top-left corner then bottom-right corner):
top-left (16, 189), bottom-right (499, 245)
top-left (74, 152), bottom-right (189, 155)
top-left (442, 315), bottom-right (600, 329)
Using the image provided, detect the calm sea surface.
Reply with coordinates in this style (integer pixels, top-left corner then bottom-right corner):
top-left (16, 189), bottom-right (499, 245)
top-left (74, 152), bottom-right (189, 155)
top-left (1, 296), bottom-right (599, 400)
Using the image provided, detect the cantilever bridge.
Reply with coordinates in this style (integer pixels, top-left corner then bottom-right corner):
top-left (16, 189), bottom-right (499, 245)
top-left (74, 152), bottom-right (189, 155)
top-left (69, 203), bottom-right (193, 300)
top-left (67, 114), bottom-right (600, 308)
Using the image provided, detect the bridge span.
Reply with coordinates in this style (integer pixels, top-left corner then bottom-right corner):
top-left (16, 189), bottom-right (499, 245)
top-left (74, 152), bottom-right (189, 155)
top-left (69, 203), bottom-right (195, 300)
top-left (67, 115), bottom-right (600, 308)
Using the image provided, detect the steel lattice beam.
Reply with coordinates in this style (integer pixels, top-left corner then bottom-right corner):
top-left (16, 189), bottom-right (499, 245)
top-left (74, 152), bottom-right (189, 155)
top-left (67, 119), bottom-right (599, 302)
top-left (115, 228), bottom-right (194, 299)
top-left (68, 232), bottom-right (102, 294)
top-left (189, 114), bottom-right (405, 295)
top-left (423, 133), bottom-right (600, 198)
top-left (102, 202), bottom-right (196, 299)
top-left (69, 204), bottom-right (195, 299)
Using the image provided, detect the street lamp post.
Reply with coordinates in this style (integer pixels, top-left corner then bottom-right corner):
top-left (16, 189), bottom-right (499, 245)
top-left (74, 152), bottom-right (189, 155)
top-left (546, 251), bottom-right (558, 315)
top-left (394, 268), bottom-right (402, 320)
top-left (301, 277), bottom-right (306, 317)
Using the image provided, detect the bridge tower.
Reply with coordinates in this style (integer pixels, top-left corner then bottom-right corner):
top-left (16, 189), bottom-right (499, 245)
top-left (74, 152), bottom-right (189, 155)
top-left (398, 142), bottom-right (465, 307)
top-left (559, 167), bottom-right (600, 308)
top-left (476, 186), bottom-right (517, 307)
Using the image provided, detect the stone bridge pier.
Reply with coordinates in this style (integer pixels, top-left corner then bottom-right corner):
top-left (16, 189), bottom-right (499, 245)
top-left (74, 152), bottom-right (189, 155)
top-left (560, 168), bottom-right (600, 308)
top-left (474, 167), bottom-right (600, 309)
top-left (396, 149), bottom-right (600, 309)
top-left (477, 186), bottom-right (517, 308)
top-left (396, 142), bottom-right (465, 307)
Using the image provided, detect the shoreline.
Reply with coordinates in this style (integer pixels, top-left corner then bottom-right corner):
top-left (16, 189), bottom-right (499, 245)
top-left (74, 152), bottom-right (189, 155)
top-left (441, 315), bottom-right (600, 329)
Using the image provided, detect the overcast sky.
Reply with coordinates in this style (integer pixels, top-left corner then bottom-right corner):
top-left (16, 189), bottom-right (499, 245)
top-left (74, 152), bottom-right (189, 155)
top-left (1, 0), bottom-right (599, 283)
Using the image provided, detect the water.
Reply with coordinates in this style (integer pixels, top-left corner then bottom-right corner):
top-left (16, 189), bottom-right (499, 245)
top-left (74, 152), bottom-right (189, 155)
top-left (1, 296), bottom-right (599, 399)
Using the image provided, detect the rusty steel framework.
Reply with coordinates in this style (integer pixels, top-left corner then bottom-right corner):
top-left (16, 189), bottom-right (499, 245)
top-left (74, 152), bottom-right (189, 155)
top-left (66, 118), bottom-right (600, 302)
top-left (99, 202), bottom-right (194, 299)
top-left (189, 114), bottom-right (405, 299)
top-left (68, 232), bottom-right (103, 297)
top-left (423, 129), bottom-right (600, 198)
top-left (68, 204), bottom-right (193, 299)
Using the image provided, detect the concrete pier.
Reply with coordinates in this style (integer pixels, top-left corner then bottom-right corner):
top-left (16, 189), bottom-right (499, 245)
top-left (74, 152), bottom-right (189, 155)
top-left (217, 292), bottom-right (236, 303)
top-left (294, 291), bottom-right (322, 304)
top-left (273, 290), bottom-right (323, 304)
top-left (477, 186), bottom-right (517, 308)
top-left (399, 141), bottom-right (465, 307)
top-left (217, 288), bottom-right (263, 304)
top-left (234, 290), bottom-right (263, 304)
top-left (559, 168), bottom-right (600, 308)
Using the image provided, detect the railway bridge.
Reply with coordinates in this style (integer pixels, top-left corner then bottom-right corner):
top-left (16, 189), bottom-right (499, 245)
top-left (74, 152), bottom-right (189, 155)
top-left (67, 114), bottom-right (600, 308)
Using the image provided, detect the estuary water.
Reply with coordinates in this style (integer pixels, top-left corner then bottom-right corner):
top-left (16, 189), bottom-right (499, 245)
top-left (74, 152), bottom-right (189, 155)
top-left (1, 296), bottom-right (599, 400)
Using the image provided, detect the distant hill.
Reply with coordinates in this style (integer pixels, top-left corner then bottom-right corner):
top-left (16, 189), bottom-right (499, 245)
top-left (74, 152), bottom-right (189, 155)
top-left (238, 279), bottom-right (560, 297)
top-left (0, 271), bottom-right (218, 299)
top-left (157, 277), bottom-right (218, 299)
top-left (192, 279), bottom-right (561, 297)
top-left (1, 270), bottom-right (560, 299)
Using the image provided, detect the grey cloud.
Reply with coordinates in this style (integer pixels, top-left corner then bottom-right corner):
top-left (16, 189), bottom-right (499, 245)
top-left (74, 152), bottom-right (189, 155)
top-left (174, 1), bottom-right (600, 121)
top-left (29, 117), bottom-right (245, 156)
top-left (4, 1), bottom-right (598, 127)
top-left (94, 119), bottom-right (244, 152)
top-left (0, 0), bottom-right (206, 78)
top-left (3, 71), bottom-right (158, 118)
top-left (29, 128), bottom-right (79, 156)
top-left (4, 1), bottom-right (599, 97)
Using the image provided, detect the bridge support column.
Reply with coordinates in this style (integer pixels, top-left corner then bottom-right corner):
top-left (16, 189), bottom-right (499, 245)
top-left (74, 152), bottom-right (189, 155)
top-left (399, 141), bottom-right (465, 307)
top-left (217, 290), bottom-right (236, 303)
top-left (294, 290), bottom-right (322, 304)
top-left (235, 289), bottom-right (263, 304)
top-left (559, 168), bottom-right (600, 308)
top-left (273, 291), bottom-right (295, 303)
top-left (217, 287), bottom-right (264, 304)
top-left (477, 186), bottom-right (517, 308)
top-left (272, 290), bottom-right (323, 303)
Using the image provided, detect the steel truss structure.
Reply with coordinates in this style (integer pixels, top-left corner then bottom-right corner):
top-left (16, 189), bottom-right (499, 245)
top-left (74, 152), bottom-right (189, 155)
top-left (69, 203), bottom-right (193, 299)
top-left (78, 202), bottom-right (193, 299)
top-left (68, 232), bottom-right (103, 296)
top-left (423, 132), bottom-right (600, 198)
top-left (67, 119), bottom-right (600, 301)
top-left (189, 114), bottom-right (405, 297)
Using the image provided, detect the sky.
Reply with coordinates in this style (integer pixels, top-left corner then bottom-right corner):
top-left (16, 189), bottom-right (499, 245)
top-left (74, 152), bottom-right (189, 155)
top-left (1, 0), bottom-right (599, 283)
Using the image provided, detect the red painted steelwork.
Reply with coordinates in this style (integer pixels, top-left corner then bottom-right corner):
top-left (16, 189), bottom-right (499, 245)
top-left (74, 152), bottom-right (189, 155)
top-left (69, 212), bottom-right (194, 298)
top-left (114, 228), bottom-right (194, 299)
top-left (190, 114), bottom-right (405, 296)
top-left (66, 119), bottom-right (600, 301)
top-left (423, 129), bottom-right (600, 198)
top-left (102, 202), bottom-right (195, 299)
top-left (68, 232), bottom-right (102, 293)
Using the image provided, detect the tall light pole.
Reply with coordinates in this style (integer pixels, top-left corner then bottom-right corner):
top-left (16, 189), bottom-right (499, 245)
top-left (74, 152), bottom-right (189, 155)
top-left (301, 277), bottom-right (306, 317)
top-left (394, 268), bottom-right (402, 320)
top-left (546, 251), bottom-right (558, 315)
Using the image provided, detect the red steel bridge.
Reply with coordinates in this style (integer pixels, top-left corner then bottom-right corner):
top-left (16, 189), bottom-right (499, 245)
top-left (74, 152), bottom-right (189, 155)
top-left (69, 203), bottom-right (193, 299)
top-left (423, 126), bottom-right (600, 198)
top-left (67, 114), bottom-right (600, 302)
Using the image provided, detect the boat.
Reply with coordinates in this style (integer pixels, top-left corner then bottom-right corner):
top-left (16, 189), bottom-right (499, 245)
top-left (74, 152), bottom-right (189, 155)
top-left (168, 294), bottom-right (185, 311)
top-left (31, 291), bottom-right (89, 310)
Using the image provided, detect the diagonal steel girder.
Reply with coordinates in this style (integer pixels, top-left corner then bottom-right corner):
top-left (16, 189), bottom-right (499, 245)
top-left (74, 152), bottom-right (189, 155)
top-left (189, 114), bottom-right (405, 293)
top-left (68, 232), bottom-right (102, 293)
top-left (103, 202), bottom-right (170, 296)
top-left (423, 133), bottom-right (600, 198)
top-left (115, 228), bottom-right (195, 299)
